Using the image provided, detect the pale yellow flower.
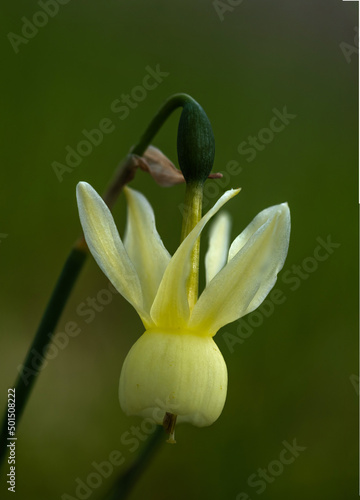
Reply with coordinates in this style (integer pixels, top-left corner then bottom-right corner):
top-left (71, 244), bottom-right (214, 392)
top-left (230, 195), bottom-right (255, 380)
top-left (76, 182), bottom-right (290, 433)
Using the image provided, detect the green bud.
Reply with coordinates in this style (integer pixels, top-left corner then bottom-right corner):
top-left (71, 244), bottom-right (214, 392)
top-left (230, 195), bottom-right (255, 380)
top-left (177, 100), bottom-right (215, 185)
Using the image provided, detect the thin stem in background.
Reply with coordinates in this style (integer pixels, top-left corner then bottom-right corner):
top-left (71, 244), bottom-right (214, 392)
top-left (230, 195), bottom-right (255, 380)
top-left (0, 245), bottom-right (87, 465)
top-left (104, 426), bottom-right (165, 500)
top-left (0, 155), bottom-right (135, 466)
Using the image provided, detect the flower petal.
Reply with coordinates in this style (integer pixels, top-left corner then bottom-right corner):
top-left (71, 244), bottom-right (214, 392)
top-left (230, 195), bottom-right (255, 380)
top-left (119, 329), bottom-right (227, 427)
top-left (123, 187), bottom-right (171, 312)
top-left (150, 189), bottom-right (241, 328)
top-left (205, 211), bottom-right (231, 285)
top-left (189, 203), bottom-right (290, 335)
top-left (228, 205), bottom-right (284, 262)
top-left (76, 182), bottom-right (152, 326)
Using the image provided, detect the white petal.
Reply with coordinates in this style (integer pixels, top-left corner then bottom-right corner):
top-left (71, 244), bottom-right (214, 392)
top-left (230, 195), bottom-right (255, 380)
top-left (205, 211), bottom-right (231, 284)
top-left (189, 203), bottom-right (290, 335)
top-left (76, 182), bottom-right (151, 326)
top-left (123, 187), bottom-right (171, 312)
top-left (228, 204), bottom-right (287, 261)
top-left (119, 329), bottom-right (227, 427)
top-left (150, 189), bottom-right (241, 328)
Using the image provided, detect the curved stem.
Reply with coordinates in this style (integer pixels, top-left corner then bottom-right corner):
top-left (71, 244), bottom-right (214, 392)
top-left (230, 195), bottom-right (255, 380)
top-left (104, 426), bottom-right (165, 500)
top-left (131, 93), bottom-right (196, 156)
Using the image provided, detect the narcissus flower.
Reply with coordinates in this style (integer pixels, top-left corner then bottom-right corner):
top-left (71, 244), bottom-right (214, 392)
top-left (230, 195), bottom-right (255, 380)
top-left (76, 182), bottom-right (290, 438)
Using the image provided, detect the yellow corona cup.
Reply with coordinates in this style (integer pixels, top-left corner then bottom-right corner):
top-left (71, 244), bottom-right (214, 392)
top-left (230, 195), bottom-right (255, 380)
top-left (76, 182), bottom-right (290, 436)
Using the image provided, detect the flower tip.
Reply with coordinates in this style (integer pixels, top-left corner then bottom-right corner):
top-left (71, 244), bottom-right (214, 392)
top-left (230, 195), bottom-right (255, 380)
top-left (76, 181), bottom-right (92, 198)
top-left (278, 202), bottom-right (290, 217)
top-left (76, 182), bottom-right (100, 212)
top-left (228, 187), bottom-right (241, 199)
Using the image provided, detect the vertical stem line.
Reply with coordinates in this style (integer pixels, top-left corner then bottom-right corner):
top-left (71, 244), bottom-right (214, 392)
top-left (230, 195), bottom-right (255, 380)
top-left (180, 182), bottom-right (203, 310)
top-left (104, 426), bottom-right (165, 500)
top-left (0, 246), bottom-right (87, 465)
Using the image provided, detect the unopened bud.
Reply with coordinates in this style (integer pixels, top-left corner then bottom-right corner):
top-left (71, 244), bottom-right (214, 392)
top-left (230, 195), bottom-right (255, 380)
top-left (177, 99), bottom-right (215, 185)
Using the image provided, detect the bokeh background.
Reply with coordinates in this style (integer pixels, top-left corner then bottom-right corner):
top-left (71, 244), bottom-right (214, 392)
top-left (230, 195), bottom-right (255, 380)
top-left (0, 1), bottom-right (358, 499)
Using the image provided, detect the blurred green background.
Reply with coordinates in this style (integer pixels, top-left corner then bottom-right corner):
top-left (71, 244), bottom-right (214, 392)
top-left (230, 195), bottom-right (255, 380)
top-left (0, 1), bottom-right (358, 499)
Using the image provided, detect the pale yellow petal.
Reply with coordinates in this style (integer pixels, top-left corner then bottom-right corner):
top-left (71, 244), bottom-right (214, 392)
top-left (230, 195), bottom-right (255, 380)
top-left (123, 187), bottom-right (171, 312)
top-left (76, 182), bottom-right (152, 326)
top-left (228, 204), bottom-right (287, 261)
top-left (205, 211), bottom-right (231, 284)
top-left (119, 329), bottom-right (227, 427)
top-left (189, 203), bottom-right (290, 335)
top-left (150, 189), bottom-right (241, 328)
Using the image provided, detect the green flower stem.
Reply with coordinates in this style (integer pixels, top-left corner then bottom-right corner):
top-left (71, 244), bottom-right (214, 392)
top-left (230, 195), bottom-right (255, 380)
top-left (0, 245), bottom-right (87, 466)
top-left (130, 93), bottom-right (197, 157)
top-left (181, 181), bottom-right (204, 310)
top-left (104, 426), bottom-right (165, 500)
